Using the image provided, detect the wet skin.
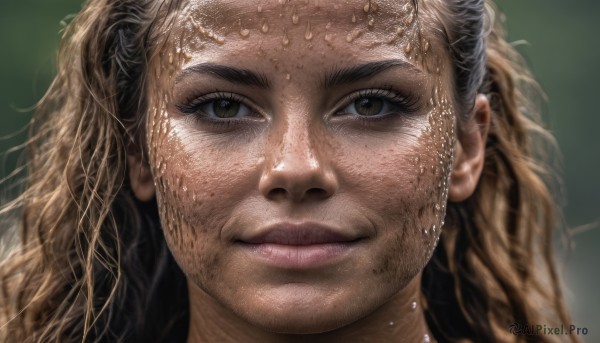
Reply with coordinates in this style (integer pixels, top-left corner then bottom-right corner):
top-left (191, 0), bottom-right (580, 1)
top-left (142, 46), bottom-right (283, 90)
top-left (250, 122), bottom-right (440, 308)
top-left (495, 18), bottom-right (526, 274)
top-left (128, 0), bottom-right (489, 342)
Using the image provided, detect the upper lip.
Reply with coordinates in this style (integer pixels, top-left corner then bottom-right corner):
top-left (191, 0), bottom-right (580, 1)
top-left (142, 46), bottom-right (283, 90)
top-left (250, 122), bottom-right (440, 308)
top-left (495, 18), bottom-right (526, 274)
top-left (237, 222), bottom-right (364, 245)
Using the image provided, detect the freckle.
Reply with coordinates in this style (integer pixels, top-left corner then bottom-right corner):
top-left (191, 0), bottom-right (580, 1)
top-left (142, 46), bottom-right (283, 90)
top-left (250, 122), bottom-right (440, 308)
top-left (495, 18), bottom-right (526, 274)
top-left (210, 192), bottom-right (215, 197)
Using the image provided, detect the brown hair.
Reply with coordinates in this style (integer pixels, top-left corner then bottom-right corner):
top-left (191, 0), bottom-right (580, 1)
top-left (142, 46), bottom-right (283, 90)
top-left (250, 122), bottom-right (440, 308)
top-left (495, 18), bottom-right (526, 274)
top-left (0, 0), bottom-right (576, 342)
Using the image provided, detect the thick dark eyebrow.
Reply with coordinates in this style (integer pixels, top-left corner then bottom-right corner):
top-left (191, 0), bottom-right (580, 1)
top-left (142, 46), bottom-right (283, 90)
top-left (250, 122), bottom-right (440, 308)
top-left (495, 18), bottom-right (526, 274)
top-left (322, 60), bottom-right (422, 88)
top-left (175, 63), bottom-right (271, 89)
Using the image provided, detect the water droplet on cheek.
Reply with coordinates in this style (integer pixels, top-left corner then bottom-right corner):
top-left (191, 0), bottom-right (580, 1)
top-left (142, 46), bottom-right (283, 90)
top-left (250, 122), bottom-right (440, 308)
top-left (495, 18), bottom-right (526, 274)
top-left (282, 30), bottom-right (290, 46)
top-left (363, 1), bottom-right (371, 13)
top-left (424, 334), bottom-right (431, 343)
top-left (389, 321), bottom-right (395, 326)
top-left (411, 300), bottom-right (417, 311)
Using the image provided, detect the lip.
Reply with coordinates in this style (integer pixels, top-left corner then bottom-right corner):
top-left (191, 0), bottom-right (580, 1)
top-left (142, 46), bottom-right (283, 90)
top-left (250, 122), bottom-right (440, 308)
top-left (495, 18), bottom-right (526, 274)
top-left (236, 222), bottom-right (366, 269)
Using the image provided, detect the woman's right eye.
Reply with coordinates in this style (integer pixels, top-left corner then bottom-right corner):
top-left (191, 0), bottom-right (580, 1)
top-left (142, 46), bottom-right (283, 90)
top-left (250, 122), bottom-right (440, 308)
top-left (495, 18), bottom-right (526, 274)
top-left (177, 93), bottom-right (257, 120)
top-left (199, 98), bottom-right (253, 119)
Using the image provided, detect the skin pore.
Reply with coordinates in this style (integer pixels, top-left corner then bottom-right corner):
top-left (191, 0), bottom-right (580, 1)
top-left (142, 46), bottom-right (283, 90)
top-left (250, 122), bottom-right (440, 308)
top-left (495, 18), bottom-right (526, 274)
top-left (127, 0), bottom-right (490, 342)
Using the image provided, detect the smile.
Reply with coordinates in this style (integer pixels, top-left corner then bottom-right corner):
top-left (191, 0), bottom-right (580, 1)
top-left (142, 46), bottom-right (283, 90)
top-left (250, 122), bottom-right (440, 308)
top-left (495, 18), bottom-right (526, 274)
top-left (236, 222), bottom-right (367, 269)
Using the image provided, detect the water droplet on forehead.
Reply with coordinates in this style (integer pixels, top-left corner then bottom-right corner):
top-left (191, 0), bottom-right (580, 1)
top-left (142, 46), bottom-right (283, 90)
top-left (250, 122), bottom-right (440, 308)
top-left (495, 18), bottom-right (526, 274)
top-left (368, 17), bottom-right (375, 27)
top-left (351, 12), bottom-right (357, 23)
top-left (292, 6), bottom-right (299, 24)
top-left (404, 42), bottom-right (412, 54)
top-left (257, 4), bottom-right (263, 13)
top-left (304, 22), bottom-right (313, 40)
top-left (363, 1), bottom-right (371, 13)
top-left (240, 28), bottom-right (250, 37)
top-left (262, 20), bottom-right (270, 33)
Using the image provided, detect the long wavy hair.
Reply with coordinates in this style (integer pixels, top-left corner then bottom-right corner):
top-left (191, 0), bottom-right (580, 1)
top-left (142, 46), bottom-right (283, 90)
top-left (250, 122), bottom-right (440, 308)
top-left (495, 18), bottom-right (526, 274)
top-left (0, 0), bottom-right (577, 342)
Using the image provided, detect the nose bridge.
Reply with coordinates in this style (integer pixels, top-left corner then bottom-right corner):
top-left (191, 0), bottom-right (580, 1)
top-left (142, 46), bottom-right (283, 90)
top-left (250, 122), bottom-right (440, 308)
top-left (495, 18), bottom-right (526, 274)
top-left (259, 109), bottom-right (337, 201)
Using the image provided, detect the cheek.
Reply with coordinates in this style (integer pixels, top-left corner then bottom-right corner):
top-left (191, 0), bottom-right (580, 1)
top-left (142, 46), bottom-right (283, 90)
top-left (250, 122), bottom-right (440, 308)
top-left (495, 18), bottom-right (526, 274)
top-left (146, 108), bottom-right (260, 283)
top-left (344, 100), bottom-right (455, 284)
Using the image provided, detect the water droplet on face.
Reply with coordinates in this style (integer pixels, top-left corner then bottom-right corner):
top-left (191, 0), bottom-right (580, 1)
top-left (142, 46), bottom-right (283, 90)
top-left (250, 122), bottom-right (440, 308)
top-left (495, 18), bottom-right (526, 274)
top-left (424, 334), bottom-right (431, 343)
top-left (285, 73), bottom-right (291, 80)
top-left (257, 4), bottom-right (263, 13)
top-left (292, 6), bottom-right (299, 24)
top-left (404, 42), bottom-right (412, 54)
top-left (168, 52), bottom-right (173, 64)
top-left (411, 300), bottom-right (417, 310)
top-left (261, 20), bottom-right (270, 33)
top-left (423, 40), bottom-right (430, 52)
top-left (282, 30), bottom-right (290, 46)
top-left (368, 17), bottom-right (375, 27)
top-left (304, 22), bottom-right (313, 40)
top-left (389, 321), bottom-right (395, 326)
top-left (346, 32), bottom-right (354, 42)
top-left (363, 1), bottom-right (371, 13)
top-left (352, 12), bottom-right (357, 23)
top-left (325, 22), bottom-right (332, 30)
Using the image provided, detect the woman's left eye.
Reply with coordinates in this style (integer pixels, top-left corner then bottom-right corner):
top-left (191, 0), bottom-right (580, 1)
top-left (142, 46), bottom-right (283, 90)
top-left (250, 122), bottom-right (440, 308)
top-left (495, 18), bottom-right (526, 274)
top-left (344, 97), bottom-right (387, 117)
top-left (340, 91), bottom-right (414, 118)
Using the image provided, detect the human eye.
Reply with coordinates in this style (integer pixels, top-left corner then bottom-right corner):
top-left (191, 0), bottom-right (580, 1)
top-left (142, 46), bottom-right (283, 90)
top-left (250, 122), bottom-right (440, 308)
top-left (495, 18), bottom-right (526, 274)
top-left (177, 92), bottom-right (259, 118)
top-left (336, 88), bottom-right (419, 121)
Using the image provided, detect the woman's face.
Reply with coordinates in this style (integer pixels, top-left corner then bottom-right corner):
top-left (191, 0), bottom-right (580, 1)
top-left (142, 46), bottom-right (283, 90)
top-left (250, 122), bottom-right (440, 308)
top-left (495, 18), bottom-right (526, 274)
top-left (144, 0), bottom-right (457, 334)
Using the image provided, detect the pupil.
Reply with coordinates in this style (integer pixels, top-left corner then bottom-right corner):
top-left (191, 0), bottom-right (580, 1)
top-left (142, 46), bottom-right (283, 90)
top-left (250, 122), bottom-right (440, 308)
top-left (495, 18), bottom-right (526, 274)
top-left (213, 100), bottom-right (240, 118)
top-left (355, 97), bottom-right (383, 116)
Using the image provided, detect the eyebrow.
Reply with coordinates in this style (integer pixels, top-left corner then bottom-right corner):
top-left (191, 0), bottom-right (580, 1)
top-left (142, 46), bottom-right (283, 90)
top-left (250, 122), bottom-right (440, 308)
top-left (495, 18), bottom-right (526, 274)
top-left (176, 63), bottom-right (271, 88)
top-left (322, 60), bottom-right (422, 88)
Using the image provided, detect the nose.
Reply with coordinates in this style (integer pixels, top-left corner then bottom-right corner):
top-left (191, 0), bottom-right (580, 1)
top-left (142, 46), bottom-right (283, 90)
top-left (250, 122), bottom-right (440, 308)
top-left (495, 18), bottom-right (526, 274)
top-left (258, 123), bottom-right (338, 202)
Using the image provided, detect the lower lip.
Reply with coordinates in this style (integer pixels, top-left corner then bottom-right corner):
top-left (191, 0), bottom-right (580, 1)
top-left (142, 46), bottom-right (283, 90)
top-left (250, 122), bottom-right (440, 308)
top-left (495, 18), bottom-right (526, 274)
top-left (240, 242), bottom-right (356, 269)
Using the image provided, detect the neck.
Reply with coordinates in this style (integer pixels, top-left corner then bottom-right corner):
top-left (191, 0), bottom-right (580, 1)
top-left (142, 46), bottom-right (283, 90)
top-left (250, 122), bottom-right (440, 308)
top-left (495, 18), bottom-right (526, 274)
top-left (186, 273), bottom-right (434, 343)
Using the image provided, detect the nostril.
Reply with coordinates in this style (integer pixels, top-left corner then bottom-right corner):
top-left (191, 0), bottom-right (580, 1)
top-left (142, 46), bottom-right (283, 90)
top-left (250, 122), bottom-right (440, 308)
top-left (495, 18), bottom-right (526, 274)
top-left (268, 188), bottom-right (287, 200)
top-left (306, 188), bottom-right (329, 199)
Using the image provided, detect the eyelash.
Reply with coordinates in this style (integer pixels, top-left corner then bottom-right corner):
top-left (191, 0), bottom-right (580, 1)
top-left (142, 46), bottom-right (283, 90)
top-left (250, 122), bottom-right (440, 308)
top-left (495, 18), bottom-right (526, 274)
top-left (335, 87), bottom-right (419, 123)
top-left (175, 87), bottom-right (420, 129)
top-left (176, 91), bottom-right (259, 130)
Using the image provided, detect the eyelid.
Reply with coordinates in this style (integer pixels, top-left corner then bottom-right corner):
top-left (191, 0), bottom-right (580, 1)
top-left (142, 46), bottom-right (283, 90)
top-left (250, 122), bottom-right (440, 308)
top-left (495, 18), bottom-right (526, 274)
top-left (330, 87), bottom-right (419, 118)
top-left (176, 91), bottom-right (266, 120)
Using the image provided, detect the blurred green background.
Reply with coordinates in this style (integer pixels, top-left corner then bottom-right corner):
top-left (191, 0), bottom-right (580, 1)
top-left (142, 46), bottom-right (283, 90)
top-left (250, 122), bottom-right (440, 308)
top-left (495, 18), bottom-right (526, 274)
top-left (1, 0), bottom-right (598, 340)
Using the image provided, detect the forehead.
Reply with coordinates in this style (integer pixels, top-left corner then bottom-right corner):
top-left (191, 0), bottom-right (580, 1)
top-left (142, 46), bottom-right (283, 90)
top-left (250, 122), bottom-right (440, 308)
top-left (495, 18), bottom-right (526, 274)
top-left (159, 0), bottom-right (445, 78)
